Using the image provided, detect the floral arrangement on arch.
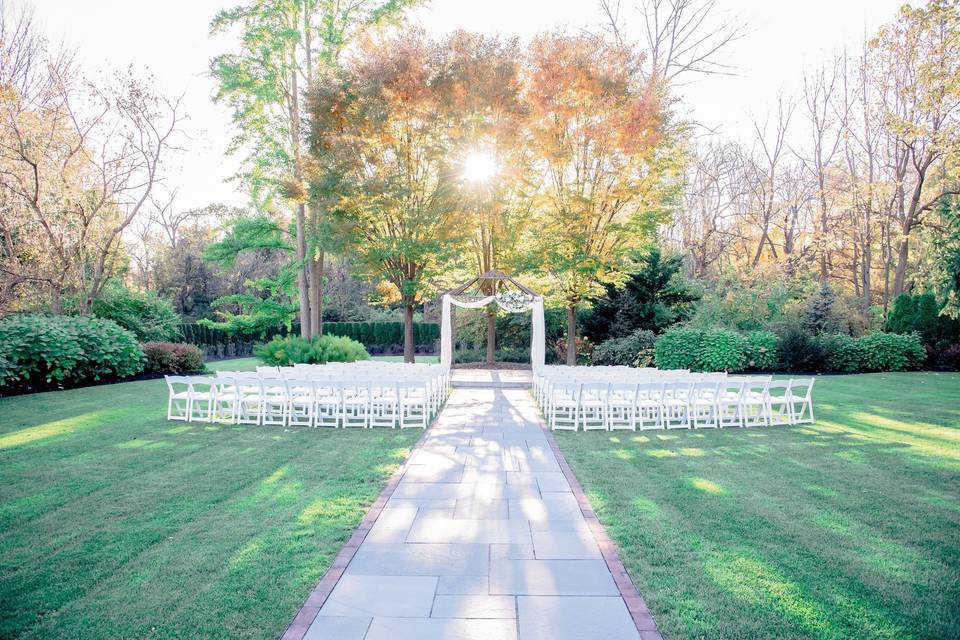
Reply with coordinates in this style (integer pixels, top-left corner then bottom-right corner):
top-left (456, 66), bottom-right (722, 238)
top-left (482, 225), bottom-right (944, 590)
top-left (495, 290), bottom-right (535, 313)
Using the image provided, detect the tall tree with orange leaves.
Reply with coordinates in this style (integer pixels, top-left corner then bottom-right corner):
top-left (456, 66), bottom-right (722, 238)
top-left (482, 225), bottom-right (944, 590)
top-left (523, 33), bottom-right (679, 364)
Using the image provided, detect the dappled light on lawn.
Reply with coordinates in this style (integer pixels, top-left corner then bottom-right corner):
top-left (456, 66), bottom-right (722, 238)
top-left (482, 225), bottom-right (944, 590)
top-left (554, 372), bottom-right (960, 640)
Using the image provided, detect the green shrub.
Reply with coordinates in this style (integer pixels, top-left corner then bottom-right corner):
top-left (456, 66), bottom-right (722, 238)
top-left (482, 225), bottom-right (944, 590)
top-left (743, 331), bottom-right (778, 371)
top-left (654, 327), bottom-right (704, 370)
top-left (254, 334), bottom-right (369, 365)
top-left (89, 283), bottom-right (181, 342)
top-left (0, 314), bottom-right (144, 389)
top-left (774, 321), bottom-right (825, 372)
top-left (820, 334), bottom-right (865, 373)
top-left (313, 334), bottom-right (370, 363)
top-left (858, 332), bottom-right (925, 372)
top-left (254, 336), bottom-right (314, 366)
top-left (592, 329), bottom-right (656, 367)
top-left (699, 329), bottom-right (747, 372)
top-left (142, 342), bottom-right (205, 373)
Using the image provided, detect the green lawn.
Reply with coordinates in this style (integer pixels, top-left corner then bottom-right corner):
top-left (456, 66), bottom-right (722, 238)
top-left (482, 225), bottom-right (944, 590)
top-left (554, 372), bottom-right (960, 640)
top-left (0, 358), bottom-right (420, 640)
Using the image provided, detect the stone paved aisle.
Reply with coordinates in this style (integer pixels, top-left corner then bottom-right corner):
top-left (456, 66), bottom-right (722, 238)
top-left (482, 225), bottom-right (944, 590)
top-left (302, 388), bottom-right (643, 640)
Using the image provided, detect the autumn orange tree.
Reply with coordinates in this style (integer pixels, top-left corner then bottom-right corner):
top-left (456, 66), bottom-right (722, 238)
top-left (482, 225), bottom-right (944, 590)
top-left (309, 30), bottom-right (468, 362)
top-left (522, 33), bottom-right (677, 364)
top-left (434, 32), bottom-right (531, 364)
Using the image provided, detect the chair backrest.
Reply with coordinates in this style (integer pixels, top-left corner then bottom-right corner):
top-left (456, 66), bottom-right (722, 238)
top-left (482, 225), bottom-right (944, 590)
top-left (720, 379), bottom-right (745, 397)
top-left (789, 377), bottom-right (815, 398)
top-left (257, 366), bottom-right (282, 378)
top-left (285, 378), bottom-right (316, 395)
top-left (743, 378), bottom-right (769, 396)
top-left (636, 382), bottom-right (663, 398)
top-left (165, 375), bottom-right (190, 393)
top-left (187, 376), bottom-right (214, 392)
top-left (608, 382), bottom-right (638, 399)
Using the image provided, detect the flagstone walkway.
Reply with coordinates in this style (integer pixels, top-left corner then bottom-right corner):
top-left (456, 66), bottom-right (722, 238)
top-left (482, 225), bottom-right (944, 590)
top-left (298, 388), bottom-right (653, 640)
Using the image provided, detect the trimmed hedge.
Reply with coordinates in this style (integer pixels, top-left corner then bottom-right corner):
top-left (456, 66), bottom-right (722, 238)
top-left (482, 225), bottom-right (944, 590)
top-left (0, 314), bottom-right (144, 390)
top-left (142, 342), bottom-right (205, 374)
top-left (654, 325), bottom-right (926, 373)
top-left (178, 321), bottom-right (440, 351)
top-left (254, 335), bottom-right (370, 366)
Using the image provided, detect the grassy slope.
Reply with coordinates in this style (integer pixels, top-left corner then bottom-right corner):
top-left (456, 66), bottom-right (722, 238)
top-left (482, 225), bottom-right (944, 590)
top-left (0, 358), bottom-right (420, 640)
top-left (554, 372), bottom-right (960, 640)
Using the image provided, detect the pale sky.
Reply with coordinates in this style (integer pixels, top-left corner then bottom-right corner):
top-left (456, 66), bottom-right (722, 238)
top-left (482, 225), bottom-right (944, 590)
top-left (31, 0), bottom-right (904, 211)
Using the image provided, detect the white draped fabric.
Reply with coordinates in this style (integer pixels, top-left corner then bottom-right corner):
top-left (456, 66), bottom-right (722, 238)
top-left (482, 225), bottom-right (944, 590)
top-left (440, 293), bottom-right (546, 370)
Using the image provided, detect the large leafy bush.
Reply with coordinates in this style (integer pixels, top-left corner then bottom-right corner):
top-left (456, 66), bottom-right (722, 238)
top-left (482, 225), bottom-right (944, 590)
top-left (591, 329), bottom-right (656, 367)
top-left (820, 334), bottom-right (865, 373)
top-left (654, 326), bottom-right (704, 370)
top-left (142, 342), bottom-right (204, 373)
top-left (774, 321), bottom-right (825, 372)
top-left (743, 331), bottom-right (778, 371)
top-left (858, 332), bottom-right (925, 372)
top-left (0, 314), bottom-right (144, 389)
top-left (699, 329), bottom-right (747, 372)
top-left (254, 334), bottom-right (370, 365)
top-left (89, 283), bottom-right (181, 342)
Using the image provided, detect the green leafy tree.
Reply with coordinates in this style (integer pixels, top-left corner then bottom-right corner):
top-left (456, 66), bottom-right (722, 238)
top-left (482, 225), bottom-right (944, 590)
top-left (210, 0), bottom-right (419, 339)
top-left (582, 247), bottom-right (699, 342)
top-left (200, 215), bottom-right (299, 338)
top-left (802, 283), bottom-right (842, 335)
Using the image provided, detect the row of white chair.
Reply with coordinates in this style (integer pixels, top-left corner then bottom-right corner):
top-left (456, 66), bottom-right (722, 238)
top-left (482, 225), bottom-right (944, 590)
top-left (535, 371), bottom-right (815, 431)
top-left (165, 364), bottom-right (449, 429)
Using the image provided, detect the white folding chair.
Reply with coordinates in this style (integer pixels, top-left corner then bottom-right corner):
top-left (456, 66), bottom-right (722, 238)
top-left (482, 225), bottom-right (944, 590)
top-left (211, 375), bottom-right (238, 423)
top-left (234, 376), bottom-right (264, 425)
top-left (740, 379), bottom-right (769, 427)
top-left (636, 382), bottom-right (664, 430)
top-left (765, 380), bottom-right (793, 426)
top-left (314, 381), bottom-right (341, 428)
top-left (662, 381), bottom-right (691, 429)
top-left (165, 376), bottom-right (191, 421)
top-left (578, 382), bottom-right (609, 431)
top-left (342, 381), bottom-right (370, 428)
top-left (549, 381), bottom-right (579, 431)
top-left (690, 381), bottom-right (720, 428)
top-left (716, 380), bottom-right (744, 428)
top-left (286, 378), bottom-right (316, 427)
top-left (786, 378), bottom-right (816, 424)
top-left (397, 380), bottom-right (428, 429)
top-left (261, 378), bottom-right (288, 426)
top-left (369, 378), bottom-right (399, 428)
top-left (607, 382), bottom-right (638, 431)
top-left (186, 376), bottom-right (216, 423)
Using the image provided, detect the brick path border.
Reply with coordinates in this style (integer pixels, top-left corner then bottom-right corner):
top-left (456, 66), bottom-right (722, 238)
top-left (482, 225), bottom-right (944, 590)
top-left (537, 415), bottom-right (664, 640)
top-left (279, 426), bottom-right (431, 640)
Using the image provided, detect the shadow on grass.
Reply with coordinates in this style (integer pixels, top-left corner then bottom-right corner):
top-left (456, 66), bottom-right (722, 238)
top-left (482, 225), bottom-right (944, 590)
top-left (555, 373), bottom-right (960, 640)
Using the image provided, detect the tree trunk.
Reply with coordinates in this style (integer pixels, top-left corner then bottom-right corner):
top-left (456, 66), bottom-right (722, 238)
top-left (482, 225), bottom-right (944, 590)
top-left (566, 305), bottom-right (577, 366)
top-left (310, 250), bottom-right (323, 336)
top-left (485, 307), bottom-right (496, 365)
top-left (892, 234), bottom-right (910, 296)
top-left (403, 304), bottom-right (415, 363)
top-left (50, 283), bottom-right (62, 315)
top-left (295, 203), bottom-right (311, 339)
